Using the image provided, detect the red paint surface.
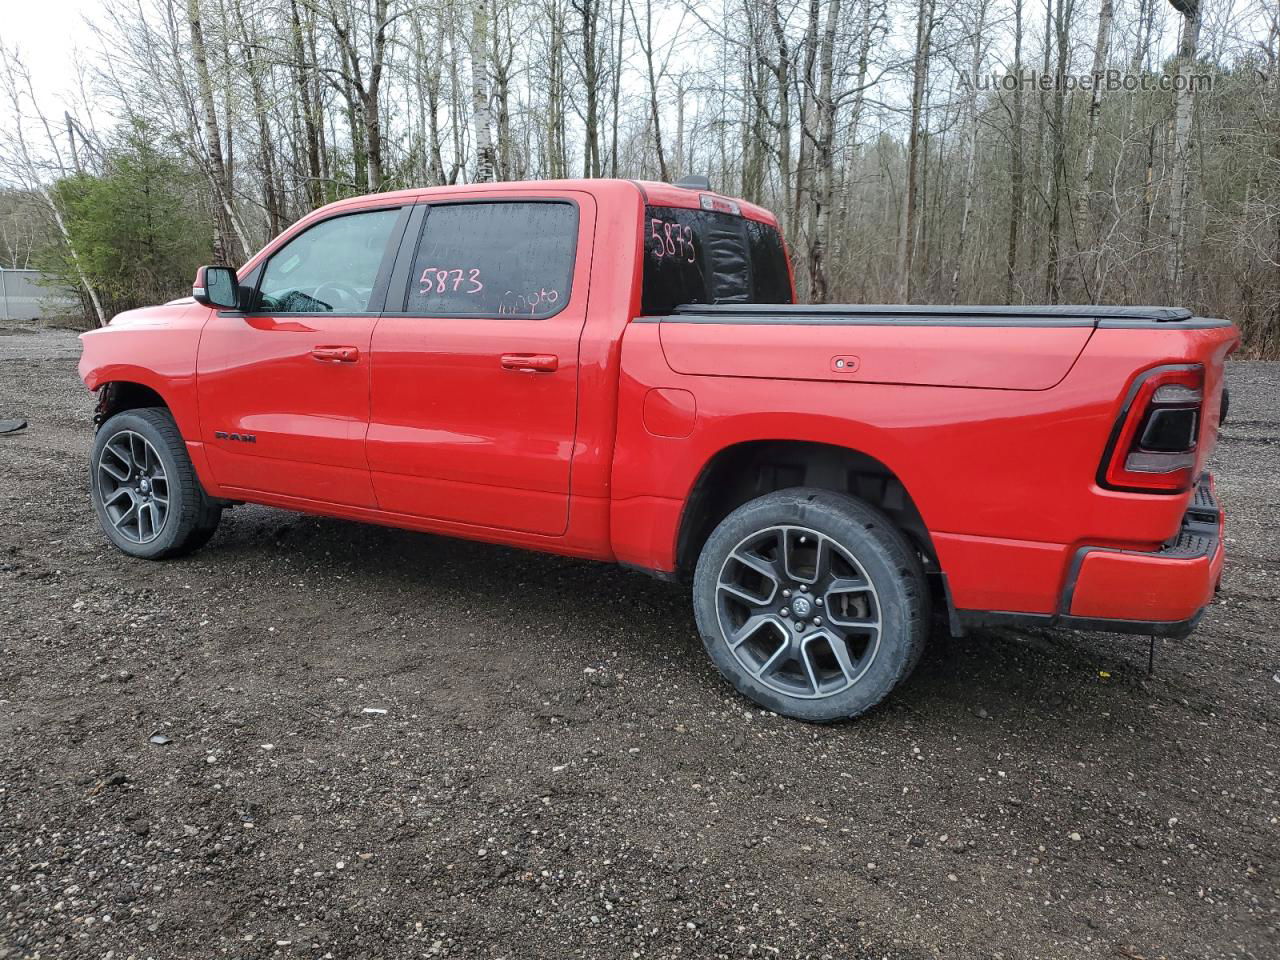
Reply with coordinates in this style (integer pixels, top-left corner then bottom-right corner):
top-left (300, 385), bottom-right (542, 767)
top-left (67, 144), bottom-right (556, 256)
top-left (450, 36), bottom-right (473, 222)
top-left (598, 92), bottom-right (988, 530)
top-left (79, 178), bottom-right (1240, 629)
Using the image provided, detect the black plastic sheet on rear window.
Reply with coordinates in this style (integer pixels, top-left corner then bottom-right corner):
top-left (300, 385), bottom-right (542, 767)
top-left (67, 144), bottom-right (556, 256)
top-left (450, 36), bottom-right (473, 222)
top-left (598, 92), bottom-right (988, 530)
top-left (640, 205), bottom-right (792, 314)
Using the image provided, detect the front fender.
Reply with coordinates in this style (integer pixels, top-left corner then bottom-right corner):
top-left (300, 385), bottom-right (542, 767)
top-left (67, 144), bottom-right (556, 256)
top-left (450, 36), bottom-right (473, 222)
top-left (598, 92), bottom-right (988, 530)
top-left (78, 303), bottom-right (220, 494)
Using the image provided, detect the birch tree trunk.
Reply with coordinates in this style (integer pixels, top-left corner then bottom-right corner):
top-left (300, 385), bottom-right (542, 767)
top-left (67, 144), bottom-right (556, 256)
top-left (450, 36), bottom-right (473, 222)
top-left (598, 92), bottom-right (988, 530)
top-left (1006, 0), bottom-right (1024, 303)
top-left (805, 0), bottom-right (844, 302)
top-left (1168, 0), bottom-right (1202, 296)
top-left (1044, 0), bottom-right (1072, 303)
top-left (471, 0), bottom-right (496, 181)
top-left (896, 0), bottom-right (934, 302)
top-left (187, 0), bottom-right (237, 264)
top-left (950, 0), bottom-right (988, 302)
top-left (1077, 0), bottom-right (1113, 231)
top-left (632, 0), bottom-right (668, 181)
top-left (231, 0), bottom-right (281, 237)
top-left (289, 0), bottom-right (323, 208)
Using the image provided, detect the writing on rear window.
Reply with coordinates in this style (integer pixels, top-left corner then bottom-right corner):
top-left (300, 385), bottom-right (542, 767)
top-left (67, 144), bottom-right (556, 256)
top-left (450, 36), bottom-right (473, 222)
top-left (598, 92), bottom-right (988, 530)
top-left (650, 219), bottom-right (696, 263)
top-left (640, 205), bottom-right (793, 315)
top-left (406, 201), bottom-right (577, 318)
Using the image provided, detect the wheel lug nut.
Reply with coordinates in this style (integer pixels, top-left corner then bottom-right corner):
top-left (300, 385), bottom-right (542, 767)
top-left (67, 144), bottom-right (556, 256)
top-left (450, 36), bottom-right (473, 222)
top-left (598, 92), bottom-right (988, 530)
top-left (780, 607), bottom-right (789, 617)
top-left (815, 597), bottom-right (823, 606)
top-left (799, 584), bottom-right (809, 593)
top-left (782, 589), bottom-right (791, 598)
top-left (814, 616), bottom-right (823, 626)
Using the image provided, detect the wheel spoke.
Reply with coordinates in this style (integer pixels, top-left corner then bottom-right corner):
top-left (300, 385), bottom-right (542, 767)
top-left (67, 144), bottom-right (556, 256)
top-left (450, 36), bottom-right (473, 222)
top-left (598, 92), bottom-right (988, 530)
top-left (112, 500), bottom-right (138, 533)
top-left (729, 547), bottom-right (783, 586)
top-left (129, 433), bottom-right (146, 472)
top-left (798, 640), bottom-right (822, 694)
top-left (103, 486), bottom-right (132, 508)
top-left (719, 580), bottom-right (770, 605)
top-left (821, 631), bottom-right (860, 682)
top-left (811, 536), bottom-right (832, 582)
top-left (99, 458), bottom-right (129, 483)
top-left (827, 575), bottom-right (870, 595)
top-left (825, 577), bottom-right (879, 629)
top-left (826, 612), bottom-right (879, 630)
top-left (754, 639), bottom-right (791, 679)
top-left (729, 613), bottom-right (783, 649)
top-left (785, 528), bottom-right (836, 584)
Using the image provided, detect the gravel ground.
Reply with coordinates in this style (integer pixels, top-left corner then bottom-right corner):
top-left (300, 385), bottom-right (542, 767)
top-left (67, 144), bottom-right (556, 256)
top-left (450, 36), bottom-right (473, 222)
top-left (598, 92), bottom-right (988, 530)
top-left (0, 323), bottom-right (1277, 960)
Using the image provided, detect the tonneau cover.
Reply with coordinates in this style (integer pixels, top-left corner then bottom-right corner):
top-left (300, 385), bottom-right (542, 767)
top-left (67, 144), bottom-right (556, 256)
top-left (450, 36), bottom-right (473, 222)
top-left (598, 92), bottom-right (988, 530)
top-left (668, 303), bottom-right (1195, 322)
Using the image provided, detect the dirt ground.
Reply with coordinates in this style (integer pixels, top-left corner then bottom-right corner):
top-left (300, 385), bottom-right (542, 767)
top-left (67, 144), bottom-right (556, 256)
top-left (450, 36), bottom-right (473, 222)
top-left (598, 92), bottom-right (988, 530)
top-left (0, 322), bottom-right (1276, 960)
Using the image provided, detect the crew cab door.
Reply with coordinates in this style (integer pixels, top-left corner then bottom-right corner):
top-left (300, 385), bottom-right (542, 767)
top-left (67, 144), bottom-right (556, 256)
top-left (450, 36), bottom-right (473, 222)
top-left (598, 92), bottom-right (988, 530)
top-left (196, 204), bottom-right (408, 507)
top-left (367, 195), bottom-right (593, 535)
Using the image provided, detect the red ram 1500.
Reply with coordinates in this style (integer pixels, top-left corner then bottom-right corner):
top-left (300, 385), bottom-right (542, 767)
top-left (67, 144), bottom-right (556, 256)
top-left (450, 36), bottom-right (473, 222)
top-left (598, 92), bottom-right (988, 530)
top-left (78, 178), bottom-right (1238, 721)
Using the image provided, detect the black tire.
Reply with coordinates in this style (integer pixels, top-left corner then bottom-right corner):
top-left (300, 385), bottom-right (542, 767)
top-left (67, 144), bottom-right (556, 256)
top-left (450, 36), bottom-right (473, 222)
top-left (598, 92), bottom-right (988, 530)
top-left (90, 407), bottom-right (222, 560)
top-left (692, 487), bottom-right (928, 722)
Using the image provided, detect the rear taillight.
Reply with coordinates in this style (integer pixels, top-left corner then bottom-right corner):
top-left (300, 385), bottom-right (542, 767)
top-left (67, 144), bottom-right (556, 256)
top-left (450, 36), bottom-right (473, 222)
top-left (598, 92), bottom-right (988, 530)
top-left (1099, 365), bottom-right (1204, 494)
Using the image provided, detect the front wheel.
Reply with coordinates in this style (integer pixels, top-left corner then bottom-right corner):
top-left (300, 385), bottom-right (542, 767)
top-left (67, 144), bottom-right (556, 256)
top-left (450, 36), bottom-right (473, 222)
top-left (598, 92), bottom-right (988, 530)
top-left (90, 407), bottom-right (222, 560)
top-left (692, 488), bottom-right (928, 722)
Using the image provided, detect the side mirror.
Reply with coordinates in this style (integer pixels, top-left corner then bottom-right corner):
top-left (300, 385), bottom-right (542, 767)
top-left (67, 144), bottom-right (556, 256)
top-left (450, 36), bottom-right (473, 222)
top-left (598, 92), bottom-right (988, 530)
top-left (193, 265), bottom-right (240, 309)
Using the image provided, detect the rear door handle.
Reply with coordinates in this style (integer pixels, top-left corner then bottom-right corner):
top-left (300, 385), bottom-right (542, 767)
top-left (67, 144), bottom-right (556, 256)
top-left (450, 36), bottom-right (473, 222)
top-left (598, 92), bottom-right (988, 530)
top-left (311, 345), bottom-right (359, 363)
top-left (501, 353), bottom-right (558, 373)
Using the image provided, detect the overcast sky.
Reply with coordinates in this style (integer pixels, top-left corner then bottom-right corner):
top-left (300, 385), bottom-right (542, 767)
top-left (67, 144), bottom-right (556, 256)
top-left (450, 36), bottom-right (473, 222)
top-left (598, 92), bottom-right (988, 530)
top-left (5, 0), bottom-right (99, 111)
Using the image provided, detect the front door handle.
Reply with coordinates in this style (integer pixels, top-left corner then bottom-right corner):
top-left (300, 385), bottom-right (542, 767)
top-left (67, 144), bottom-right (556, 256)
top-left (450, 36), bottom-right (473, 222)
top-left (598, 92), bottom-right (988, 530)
top-left (501, 353), bottom-right (558, 373)
top-left (311, 345), bottom-right (359, 363)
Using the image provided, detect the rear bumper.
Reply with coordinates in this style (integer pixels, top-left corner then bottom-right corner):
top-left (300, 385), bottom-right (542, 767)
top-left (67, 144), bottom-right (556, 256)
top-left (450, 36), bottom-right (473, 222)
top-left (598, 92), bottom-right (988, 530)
top-left (956, 476), bottom-right (1223, 640)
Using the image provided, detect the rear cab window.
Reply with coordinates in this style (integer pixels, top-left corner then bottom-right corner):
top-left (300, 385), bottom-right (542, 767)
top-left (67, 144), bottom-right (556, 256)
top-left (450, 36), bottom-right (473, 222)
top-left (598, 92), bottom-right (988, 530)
top-left (402, 201), bottom-right (578, 318)
top-left (641, 202), bottom-right (793, 315)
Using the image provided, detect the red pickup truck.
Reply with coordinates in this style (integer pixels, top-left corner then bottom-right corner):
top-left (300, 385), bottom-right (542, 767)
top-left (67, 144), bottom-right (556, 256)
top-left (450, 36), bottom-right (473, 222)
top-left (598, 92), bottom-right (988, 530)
top-left (78, 178), bottom-right (1238, 721)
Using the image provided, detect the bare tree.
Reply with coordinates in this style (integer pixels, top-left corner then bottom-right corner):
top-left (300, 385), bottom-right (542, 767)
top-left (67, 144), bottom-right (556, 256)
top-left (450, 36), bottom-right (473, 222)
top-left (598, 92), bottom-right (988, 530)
top-left (0, 47), bottom-right (106, 324)
top-left (470, 0), bottom-right (496, 181)
top-left (187, 0), bottom-right (239, 263)
top-left (1167, 0), bottom-right (1202, 296)
top-left (950, 0), bottom-right (991, 301)
top-left (896, 0), bottom-right (935, 302)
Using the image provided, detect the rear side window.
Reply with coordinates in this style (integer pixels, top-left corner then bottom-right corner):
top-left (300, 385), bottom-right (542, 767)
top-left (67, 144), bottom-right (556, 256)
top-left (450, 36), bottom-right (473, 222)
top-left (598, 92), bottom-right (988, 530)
top-left (641, 205), bottom-right (792, 315)
top-left (405, 201), bottom-right (577, 318)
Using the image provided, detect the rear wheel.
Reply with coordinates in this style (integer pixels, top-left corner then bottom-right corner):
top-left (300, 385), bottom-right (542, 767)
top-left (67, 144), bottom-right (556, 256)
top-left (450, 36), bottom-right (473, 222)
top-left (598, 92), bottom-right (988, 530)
top-left (692, 488), bottom-right (928, 722)
top-left (90, 408), bottom-right (222, 559)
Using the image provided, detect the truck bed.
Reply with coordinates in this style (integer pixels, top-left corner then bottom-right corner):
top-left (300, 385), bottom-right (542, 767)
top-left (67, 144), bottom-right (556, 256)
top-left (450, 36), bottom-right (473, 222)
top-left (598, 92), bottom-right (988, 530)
top-left (643, 303), bottom-right (1229, 391)
top-left (662, 303), bottom-right (1233, 328)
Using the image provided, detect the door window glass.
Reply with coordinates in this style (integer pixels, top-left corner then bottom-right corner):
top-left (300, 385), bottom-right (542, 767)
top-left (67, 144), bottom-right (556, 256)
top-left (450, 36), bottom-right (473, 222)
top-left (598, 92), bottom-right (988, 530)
top-left (405, 202), bottom-right (578, 318)
top-left (256, 208), bottom-right (400, 314)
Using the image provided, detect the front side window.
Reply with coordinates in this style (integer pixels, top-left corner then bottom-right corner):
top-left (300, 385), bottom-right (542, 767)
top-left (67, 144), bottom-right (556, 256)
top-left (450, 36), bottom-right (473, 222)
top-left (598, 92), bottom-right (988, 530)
top-left (255, 208), bottom-right (401, 314)
top-left (405, 201), bottom-right (578, 318)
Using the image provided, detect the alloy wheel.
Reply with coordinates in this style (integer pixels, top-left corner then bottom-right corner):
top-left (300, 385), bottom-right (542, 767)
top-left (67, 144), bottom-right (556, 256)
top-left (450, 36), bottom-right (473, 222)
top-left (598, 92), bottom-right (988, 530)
top-left (96, 430), bottom-right (170, 544)
top-left (715, 525), bottom-right (881, 700)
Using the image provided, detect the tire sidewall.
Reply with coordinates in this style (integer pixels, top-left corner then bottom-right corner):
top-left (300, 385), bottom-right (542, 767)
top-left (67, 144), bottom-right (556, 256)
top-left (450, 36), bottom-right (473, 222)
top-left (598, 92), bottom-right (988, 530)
top-left (90, 411), bottom-right (193, 559)
top-left (693, 490), bottom-right (925, 722)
